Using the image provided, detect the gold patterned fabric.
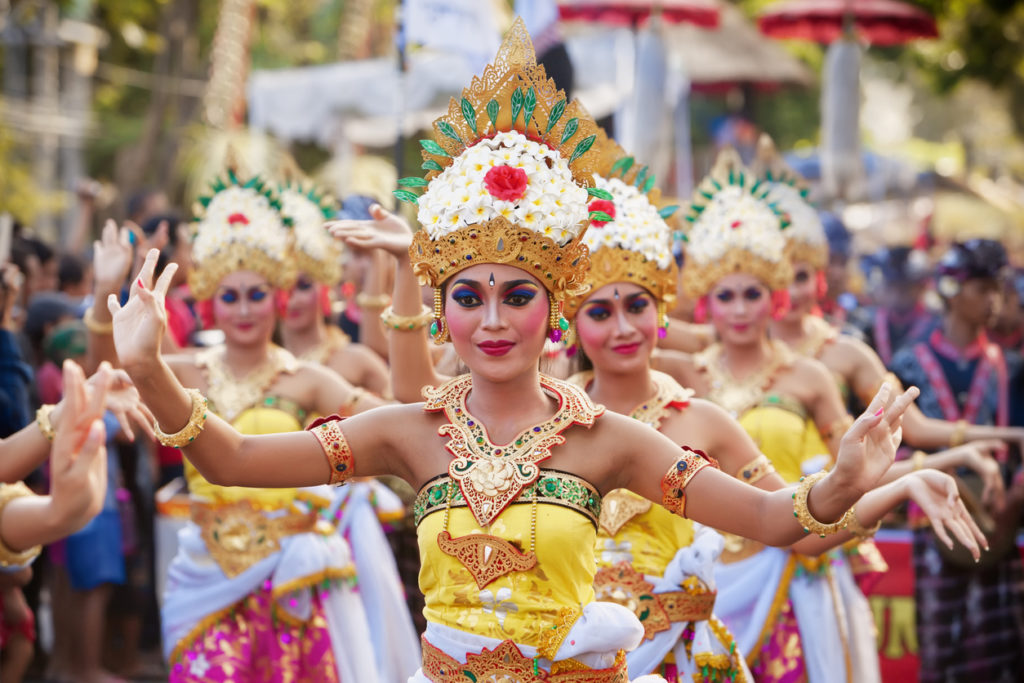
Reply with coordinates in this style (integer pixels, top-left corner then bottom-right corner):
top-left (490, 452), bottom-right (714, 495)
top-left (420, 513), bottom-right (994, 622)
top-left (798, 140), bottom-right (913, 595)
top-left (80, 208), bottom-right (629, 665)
top-left (421, 637), bottom-right (629, 683)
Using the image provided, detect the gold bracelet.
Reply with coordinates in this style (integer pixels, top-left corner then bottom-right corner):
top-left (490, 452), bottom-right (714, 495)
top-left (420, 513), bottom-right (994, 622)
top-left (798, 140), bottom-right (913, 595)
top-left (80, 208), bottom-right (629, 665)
top-left (736, 454), bottom-right (775, 486)
top-left (356, 292), bottom-right (391, 309)
top-left (0, 482), bottom-right (42, 567)
top-left (822, 414), bottom-right (855, 443)
top-left (36, 404), bottom-right (56, 442)
top-left (154, 389), bottom-right (209, 449)
top-left (379, 304), bottom-right (433, 331)
top-left (82, 306), bottom-right (114, 335)
top-left (949, 420), bottom-right (968, 448)
top-left (792, 470), bottom-right (852, 538)
top-left (911, 450), bottom-right (927, 471)
top-left (846, 505), bottom-right (882, 539)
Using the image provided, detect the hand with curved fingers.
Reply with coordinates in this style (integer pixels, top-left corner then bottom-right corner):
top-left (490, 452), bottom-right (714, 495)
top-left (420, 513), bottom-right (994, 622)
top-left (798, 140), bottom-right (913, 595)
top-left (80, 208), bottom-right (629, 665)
top-left (49, 360), bottom-right (111, 526)
top-left (327, 204), bottom-right (414, 259)
top-left (903, 469), bottom-right (988, 560)
top-left (833, 383), bottom-right (920, 495)
top-left (106, 249), bottom-right (178, 378)
top-left (87, 362), bottom-right (156, 442)
top-left (951, 440), bottom-right (1007, 513)
top-left (92, 220), bottom-right (135, 294)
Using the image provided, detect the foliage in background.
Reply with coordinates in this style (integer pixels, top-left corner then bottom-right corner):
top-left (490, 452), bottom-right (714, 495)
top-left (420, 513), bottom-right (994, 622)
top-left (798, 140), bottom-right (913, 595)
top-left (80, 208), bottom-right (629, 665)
top-left (0, 122), bottom-right (66, 224)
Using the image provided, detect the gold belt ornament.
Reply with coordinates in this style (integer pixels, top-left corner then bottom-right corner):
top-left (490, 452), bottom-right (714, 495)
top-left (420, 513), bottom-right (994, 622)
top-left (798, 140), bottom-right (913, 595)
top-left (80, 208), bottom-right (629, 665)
top-left (191, 500), bottom-right (325, 578)
top-left (421, 637), bottom-right (629, 682)
top-left (594, 562), bottom-right (716, 641)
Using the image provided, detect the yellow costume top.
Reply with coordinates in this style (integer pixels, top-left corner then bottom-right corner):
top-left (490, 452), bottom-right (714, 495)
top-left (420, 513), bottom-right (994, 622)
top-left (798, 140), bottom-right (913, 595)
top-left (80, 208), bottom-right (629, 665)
top-left (738, 396), bottom-right (829, 484)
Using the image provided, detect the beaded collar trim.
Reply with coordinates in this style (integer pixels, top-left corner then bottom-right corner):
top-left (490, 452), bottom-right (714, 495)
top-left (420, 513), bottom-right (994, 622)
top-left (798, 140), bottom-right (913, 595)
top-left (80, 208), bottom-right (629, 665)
top-left (422, 373), bottom-right (604, 526)
top-left (567, 370), bottom-right (693, 430)
top-left (414, 469), bottom-right (601, 528)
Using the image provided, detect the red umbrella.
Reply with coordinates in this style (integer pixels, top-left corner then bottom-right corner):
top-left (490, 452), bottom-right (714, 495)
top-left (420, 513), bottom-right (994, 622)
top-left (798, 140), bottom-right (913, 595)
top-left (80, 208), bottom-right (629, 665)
top-left (758, 0), bottom-right (937, 46)
top-left (557, 0), bottom-right (720, 28)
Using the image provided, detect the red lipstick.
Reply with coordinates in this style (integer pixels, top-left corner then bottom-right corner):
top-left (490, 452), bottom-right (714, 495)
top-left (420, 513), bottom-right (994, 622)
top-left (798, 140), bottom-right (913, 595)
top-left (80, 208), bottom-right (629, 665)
top-left (612, 342), bottom-right (641, 355)
top-left (478, 340), bottom-right (515, 356)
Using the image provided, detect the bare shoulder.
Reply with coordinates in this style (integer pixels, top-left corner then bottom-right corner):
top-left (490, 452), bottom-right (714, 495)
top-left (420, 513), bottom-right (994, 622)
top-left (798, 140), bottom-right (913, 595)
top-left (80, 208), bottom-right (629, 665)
top-left (652, 349), bottom-right (699, 385)
top-left (335, 342), bottom-right (382, 366)
top-left (834, 334), bottom-right (879, 365)
top-left (295, 360), bottom-right (351, 387)
top-left (790, 354), bottom-right (834, 384)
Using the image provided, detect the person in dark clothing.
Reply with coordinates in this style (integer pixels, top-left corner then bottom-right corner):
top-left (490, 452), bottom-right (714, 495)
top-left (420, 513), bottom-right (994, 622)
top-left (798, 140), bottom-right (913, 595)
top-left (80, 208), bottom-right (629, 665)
top-left (891, 239), bottom-right (1024, 683)
top-left (0, 264), bottom-right (33, 438)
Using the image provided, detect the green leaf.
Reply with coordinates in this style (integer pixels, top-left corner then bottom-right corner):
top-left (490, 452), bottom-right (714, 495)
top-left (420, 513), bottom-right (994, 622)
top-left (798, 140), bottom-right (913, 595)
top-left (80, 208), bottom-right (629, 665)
top-left (658, 205), bottom-right (680, 219)
top-left (523, 87), bottom-right (537, 129)
top-left (398, 176), bottom-right (428, 187)
top-left (544, 99), bottom-right (566, 135)
top-left (392, 189), bottom-right (419, 205)
top-left (460, 98), bottom-right (477, 134)
top-left (587, 187), bottom-right (614, 200)
top-left (421, 160), bottom-right (444, 172)
top-left (559, 117), bottom-right (579, 146)
top-left (419, 139), bottom-right (450, 157)
top-left (569, 134), bottom-right (596, 164)
top-left (642, 175), bottom-right (656, 193)
top-left (610, 156), bottom-right (634, 178)
top-left (486, 99), bottom-right (499, 131)
top-left (437, 121), bottom-right (463, 145)
top-left (635, 165), bottom-right (649, 189)
top-left (589, 211), bottom-right (614, 223)
top-left (510, 87), bottom-right (524, 124)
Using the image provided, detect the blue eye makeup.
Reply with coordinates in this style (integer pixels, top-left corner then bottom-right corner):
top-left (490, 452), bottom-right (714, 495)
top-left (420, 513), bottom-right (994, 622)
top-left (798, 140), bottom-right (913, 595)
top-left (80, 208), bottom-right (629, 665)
top-left (714, 290), bottom-right (735, 303)
top-left (504, 287), bottom-right (537, 306)
top-left (742, 287), bottom-right (763, 301)
top-left (219, 289), bottom-right (239, 304)
top-left (627, 297), bottom-right (650, 313)
top-left (216, 285), bottom-right (270, 304)
top-left (585, 305), bottom-right (611, 321)
top-left (249, 288), bottom-right (269, 302)
top-left (451, 286), bottom-right (482, 307)
top-left (296, 277), bottom-right (315, 291)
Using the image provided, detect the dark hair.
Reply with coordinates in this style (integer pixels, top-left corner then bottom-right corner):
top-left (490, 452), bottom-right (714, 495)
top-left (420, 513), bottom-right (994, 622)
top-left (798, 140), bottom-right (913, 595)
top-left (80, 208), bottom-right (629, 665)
top-left (58, 253), bottom-right (89, 291)
top-left (141, 213), bottom-right (185, 246)
top-left (21, 236), bottom-right (55, 266)
top-left (24, 292), bottom-right (76, 354)
top-left (127, 188), bottom-right (162, 221)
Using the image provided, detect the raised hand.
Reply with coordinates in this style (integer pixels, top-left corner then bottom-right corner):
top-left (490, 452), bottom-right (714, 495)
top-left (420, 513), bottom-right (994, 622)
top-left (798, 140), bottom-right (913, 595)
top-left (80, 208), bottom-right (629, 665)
top-left (92, 220), bottom-right (134, 295)
top-left (950, 440), bottom-right (1007, 512)
top-left (833, 383), bottom-right (920, 494)
top-left (49, 360), bottom-right (110, 527)
top-left (326, 204), bottom-right (414, 259)
top-left (107, 249), bottom-right (178, 378)
top-left (903, 469), bottom-right (988, 561)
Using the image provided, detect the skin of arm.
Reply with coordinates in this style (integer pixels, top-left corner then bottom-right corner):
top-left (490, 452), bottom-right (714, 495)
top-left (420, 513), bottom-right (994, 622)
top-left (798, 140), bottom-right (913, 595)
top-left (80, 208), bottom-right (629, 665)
top-left (331, 344), bottom-right (391, 397)
top-left (355, 248), bottom-right (395, 361)
top-left (657, 318), bottom-right (714, 354)
top-left (800, 355), bottom-right (852, 458)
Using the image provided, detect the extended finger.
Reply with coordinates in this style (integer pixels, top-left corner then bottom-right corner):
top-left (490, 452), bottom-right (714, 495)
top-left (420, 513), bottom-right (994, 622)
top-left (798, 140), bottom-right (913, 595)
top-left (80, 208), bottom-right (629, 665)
top-left (114, 410), bottom-right (135, 442)
top-left (928, 511), bottom-right (955, 550)
top-left (68, 419), bottom-right (107, 478)
top-left (957, 503), bottom-right (990, 551)
top-left (130, 406), bottom-right (157, 441)
top-left (154, 261), bottom-right (179, 299)
top-left (131, 249), bottom-right (160, 295)
top-left (106, 292), bottom-right (123, 316)
top-left (883, 387), bottom-right (920, 427)
top-left (102, 219), bottom-right (117, 244)
top-left (945, 516), bottom-right (981, 561)
top-left (84, 362), bottom-right (111, 425)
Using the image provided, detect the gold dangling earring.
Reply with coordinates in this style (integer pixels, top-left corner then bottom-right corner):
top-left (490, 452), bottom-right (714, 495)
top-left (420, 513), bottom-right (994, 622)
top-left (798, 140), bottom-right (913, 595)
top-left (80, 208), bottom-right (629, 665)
top-left (657, 300), bottom-right (669, 339)
top-left (548, 292), bottom-right (569, 344)
top-left (430, 287), bottom-right (450, 344)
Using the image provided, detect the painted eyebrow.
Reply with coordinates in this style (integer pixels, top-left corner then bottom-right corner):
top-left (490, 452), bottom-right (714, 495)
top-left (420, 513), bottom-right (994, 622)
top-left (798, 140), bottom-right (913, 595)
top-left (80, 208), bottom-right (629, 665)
top-left (502, 279), bottom-right (539, 292)
top-left (452, 279), bottom-right (482, 291)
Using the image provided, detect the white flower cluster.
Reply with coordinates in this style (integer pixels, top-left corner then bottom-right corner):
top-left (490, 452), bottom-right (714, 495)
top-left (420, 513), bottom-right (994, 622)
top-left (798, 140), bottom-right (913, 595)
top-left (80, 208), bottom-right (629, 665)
top-left (280, 187), bottom-right (340, 266)
top-left (762, 182), bottom-right (825, 252)
top-left (417, 130), bottom-right (589, 246)
top-left (582, 176), bottom-right (673, 270)
top-left (192, 186), bottom-right (290, 265)
top-left (687, 185), bottom-right (784, 266)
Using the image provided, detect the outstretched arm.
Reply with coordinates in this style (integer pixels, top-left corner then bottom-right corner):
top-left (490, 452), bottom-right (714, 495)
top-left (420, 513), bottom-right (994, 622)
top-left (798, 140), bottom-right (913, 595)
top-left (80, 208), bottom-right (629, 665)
top-left (615, 385), bottom-right (985, 559)
top-left (108, 251), bottom-right (399, 488)
top-left (328, 206), bottom-right (448, 403)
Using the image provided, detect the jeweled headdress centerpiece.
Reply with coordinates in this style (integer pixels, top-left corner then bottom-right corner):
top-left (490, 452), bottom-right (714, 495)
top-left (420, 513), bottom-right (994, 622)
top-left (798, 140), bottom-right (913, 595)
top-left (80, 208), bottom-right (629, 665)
top-left (394, 18), bottom-right (603, 342)
top-left (279, 177), bottom-right (343, 286)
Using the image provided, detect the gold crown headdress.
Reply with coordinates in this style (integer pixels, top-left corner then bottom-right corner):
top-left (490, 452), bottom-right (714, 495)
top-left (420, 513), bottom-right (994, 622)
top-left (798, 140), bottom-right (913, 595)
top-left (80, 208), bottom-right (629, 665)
top-left (750, 134), bottom-right (827, 271)
top-left (565, 130), bottom-right (680, 336)
top-left (393, 18), bottom-right (603, 343)
top-left (278, 176), bottom-right (343, 286)
top-left (189, 167), bottom-right (297, 300)
top-left (680, 148), bottom-right (791, 299)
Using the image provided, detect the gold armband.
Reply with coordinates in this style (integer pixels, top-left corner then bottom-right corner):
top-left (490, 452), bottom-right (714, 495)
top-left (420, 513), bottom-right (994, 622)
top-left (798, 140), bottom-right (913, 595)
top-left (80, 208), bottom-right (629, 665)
top-left (736, 454), bottom-right (775, 486)
top-left (0, 482), bottom-right (42, 567)
top-left (911, 450), bottom-right (927, 471)
top-left (846, 505), bottom-right (882, 539)
top-left (792, 470), bottom-right (852, 538)
top-left (36, 404), bottom-right (56, 442)
top-left (379, 304), bottom-right (433, 331)
top-left (309, 418), bottom-right (354, 486)
top-left (82, 306), bottom-right (114, 335)
top-left (154, 389), bottom-right (209, 449)
top-left (949, 420), bottom-right (968, 448)
top-left (661, 447), bottom-right (718, 518)
top-left (356, 292), bottom-right (391, 310)
top-left (822, 414), bottom-right (855, 443)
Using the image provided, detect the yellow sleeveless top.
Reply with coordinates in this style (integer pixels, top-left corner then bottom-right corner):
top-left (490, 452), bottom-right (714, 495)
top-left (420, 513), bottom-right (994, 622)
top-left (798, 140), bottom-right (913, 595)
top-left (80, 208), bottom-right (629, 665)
top-left (737, 396), bottom-right (828, 484)
top-left (185, 400), bottom-right (306, 508)
top-left (565, 370), bottom-right (698, 577)
top-left (415, 471), bottom-right (602, 650)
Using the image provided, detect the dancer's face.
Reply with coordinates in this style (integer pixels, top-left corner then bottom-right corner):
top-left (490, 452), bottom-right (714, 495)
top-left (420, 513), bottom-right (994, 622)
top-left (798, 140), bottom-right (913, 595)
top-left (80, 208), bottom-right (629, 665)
top-left (785, 261), bottom-right (817, 322)
top-left (708, 273), bottom-right (772, 347)
top-left (444, 264), bottom-right (549, 383)
top-left (282, 273), bottom-right (320, 331)
top-left (576, 281), bottom-right (657, 375)
top-left (212, 270), bottom-right (276, 347)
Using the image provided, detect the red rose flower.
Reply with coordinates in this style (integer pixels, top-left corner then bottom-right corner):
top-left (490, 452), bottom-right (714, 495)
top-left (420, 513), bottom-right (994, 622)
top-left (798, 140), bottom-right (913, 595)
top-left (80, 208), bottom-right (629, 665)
top-left (588, 199), bottom-right (616, 228)
top-left (484, 165), bottom-right (529, 202)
